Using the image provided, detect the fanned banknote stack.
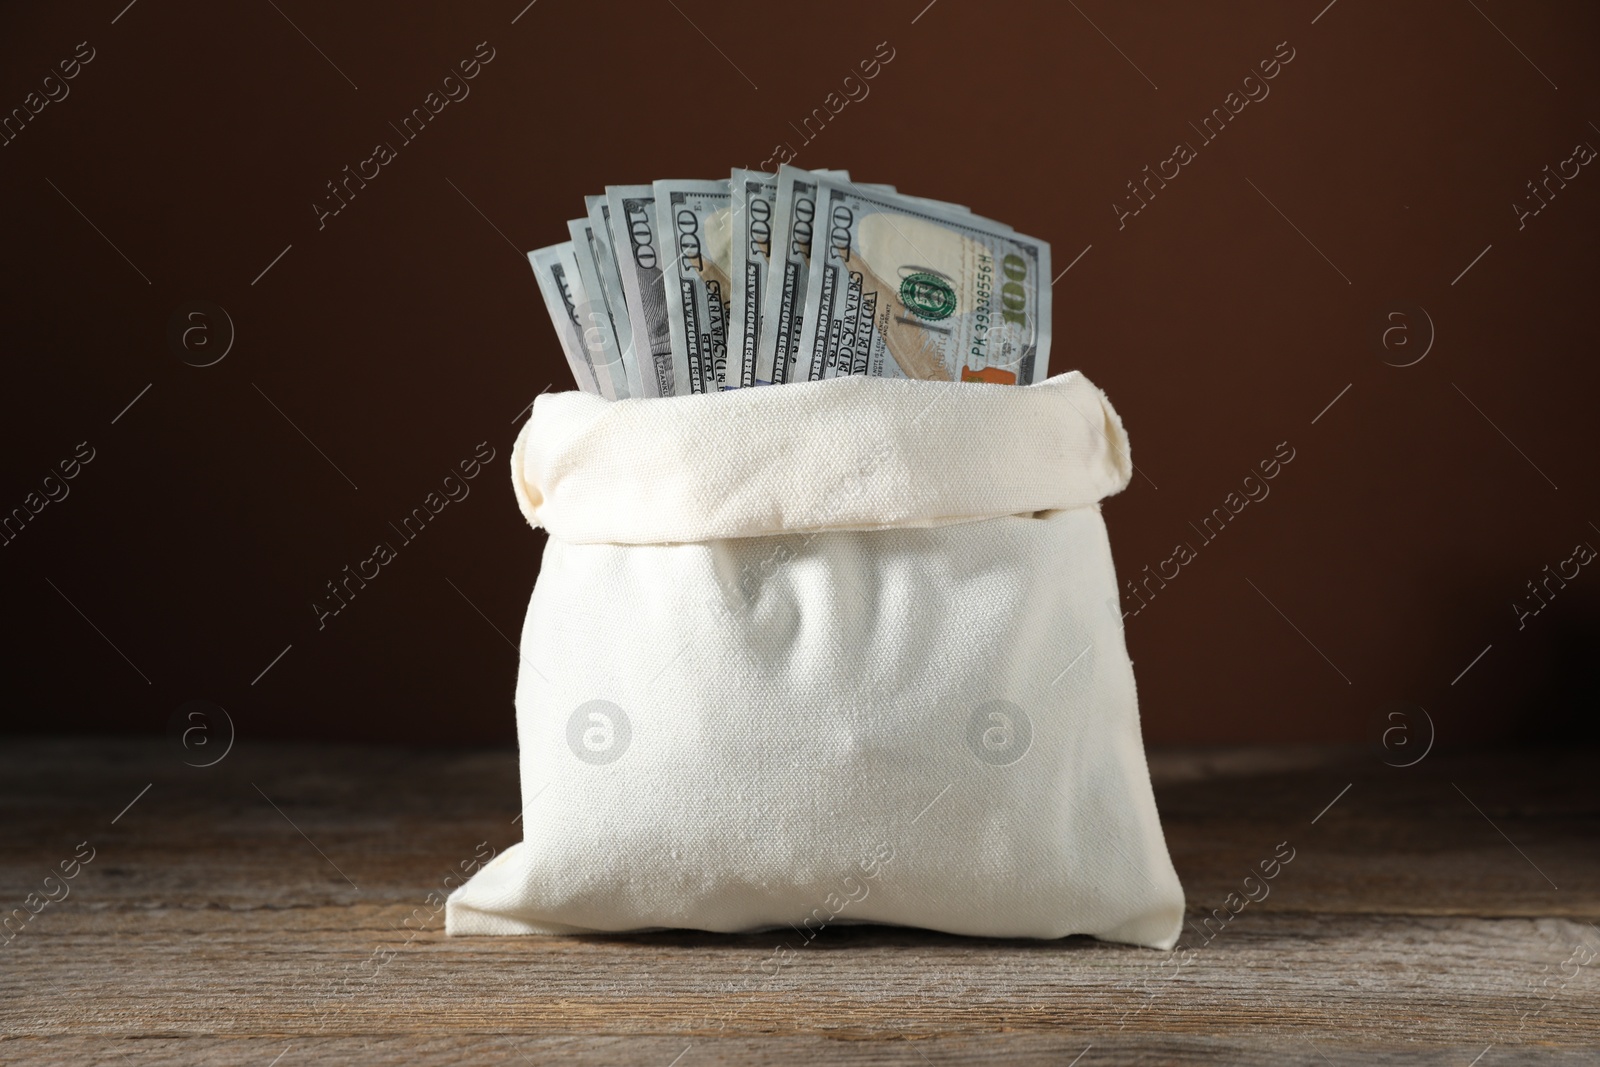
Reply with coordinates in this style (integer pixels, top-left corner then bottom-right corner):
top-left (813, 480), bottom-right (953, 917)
top-left (528, 166), bottom-right (1052, 397)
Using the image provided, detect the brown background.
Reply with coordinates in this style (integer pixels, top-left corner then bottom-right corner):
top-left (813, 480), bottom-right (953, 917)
top-left (2, 0), bottom-right (1596, 746)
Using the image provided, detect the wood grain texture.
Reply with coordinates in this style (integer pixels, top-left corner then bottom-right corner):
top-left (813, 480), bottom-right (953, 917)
top-left (1, 739), bottom-right (1595, 1065)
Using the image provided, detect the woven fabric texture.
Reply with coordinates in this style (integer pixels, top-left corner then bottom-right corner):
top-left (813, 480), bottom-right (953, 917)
top-left (511, 370), bottom-right (1135, 543)
top-left (448, 372), bottom-right (1184, 948)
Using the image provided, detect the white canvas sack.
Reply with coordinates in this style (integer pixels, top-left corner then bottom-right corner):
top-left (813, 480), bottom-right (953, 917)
top-left (447, 370), bottom-right (1185, 949)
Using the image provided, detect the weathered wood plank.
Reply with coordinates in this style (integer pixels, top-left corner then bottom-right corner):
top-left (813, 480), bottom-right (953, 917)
top-left (6, 909), bottom-right (1598, 1041)
top-left (5, 1034), bottom-right (1597, 1067)
top-left (1, 740), bottom-right (1594, 1065)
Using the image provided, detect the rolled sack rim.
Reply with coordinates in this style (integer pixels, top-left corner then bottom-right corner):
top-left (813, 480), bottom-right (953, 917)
top-left (509, 370), bottom-right (1134, 545)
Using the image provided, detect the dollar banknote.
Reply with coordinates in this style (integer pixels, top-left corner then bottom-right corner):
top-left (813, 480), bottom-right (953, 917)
top-left (749, 169), bottom-right (914, 385)
top-left (753, 167), bottom-right (842, 387)
top-left (727, 169), bottom-right (777, 390)
top-left (584, 195), bottom-right (643, 398)
top-left (566, 218), bottom-right (631, 398)
top-left (605, 185), bottom-right (676, 397)
top-left (792, 175), bottom-right (1051, 385)
top-left (530, 174), bottom-right (1045, 397)
top-left (655, 178), bottom-right (734, 393)
top-left (526, 242), bottom-right (609, 398)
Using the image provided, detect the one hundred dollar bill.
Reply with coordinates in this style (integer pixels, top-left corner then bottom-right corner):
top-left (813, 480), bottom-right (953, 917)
top-left (584, 195), bottom-right (644, 398)
top-left (754, 166), bottom-right (844, 386)
top-left (566, 217), bottom-right (631, 398)
top-left (605, 185), bottom-right (676, 397)
top-left (526, 242), bottom-right (608, 398)
top-left (829, 187), bottom-right (997, 374)
top-left (655, 178), bottom-right (734, 393)
top-left (727, 169), bottom-right (778, 390)
top-left (754, 172), bottom-right (985, 385)
top-left (793, 176), bottom-right (1051, 385)
top-left (748, 169), bottom-right (906, 385)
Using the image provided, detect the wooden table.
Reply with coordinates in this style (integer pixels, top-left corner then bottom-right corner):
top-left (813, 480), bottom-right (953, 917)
top-left (2, 740), bottom-right (1595, 1065)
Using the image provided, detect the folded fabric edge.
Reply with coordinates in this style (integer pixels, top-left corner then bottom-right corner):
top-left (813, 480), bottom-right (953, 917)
top-left (1082, 378), bottom-right (1134, 498)
top-left (509, 411), bottom-right (542, 531)
top-left (510, 370), bottom-right (1133, 542)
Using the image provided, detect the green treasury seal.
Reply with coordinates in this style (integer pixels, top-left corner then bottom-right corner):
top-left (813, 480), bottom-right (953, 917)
top-left (899, 272), bottom-right (958, 321)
